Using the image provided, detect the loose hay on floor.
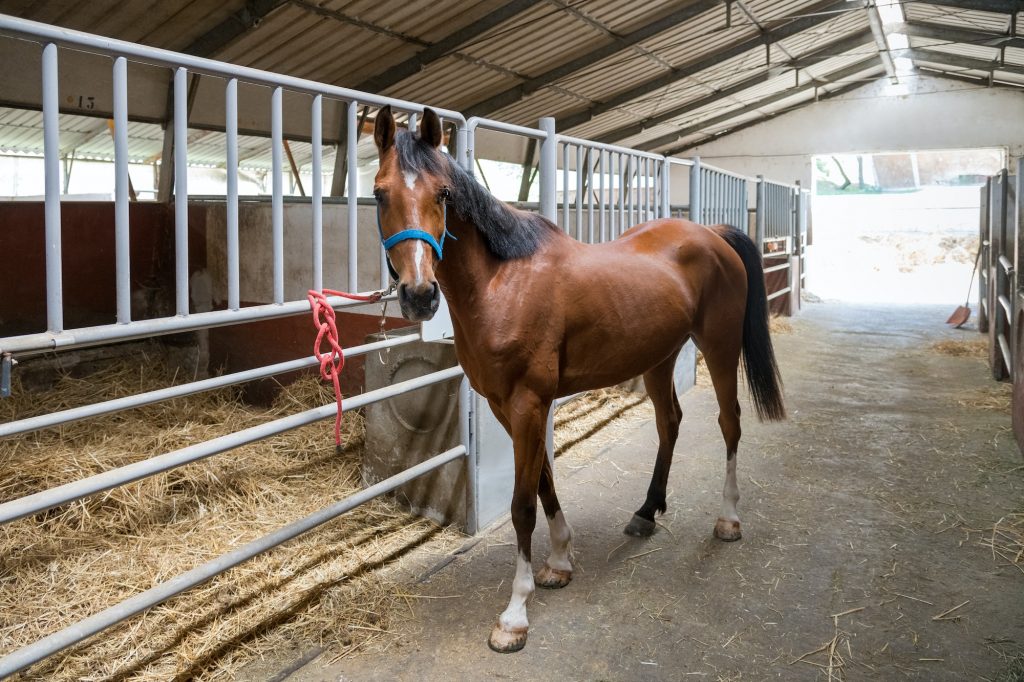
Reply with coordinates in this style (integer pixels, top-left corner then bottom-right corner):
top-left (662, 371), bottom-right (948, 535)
top-left (957, 383), bottom-right (1013, 411)
top-left (931, 338), bottom-right (988, 358)
top-left (1, 355), bottom-right (653, 680)
top-left (0, 357), bottom-right (461, 681)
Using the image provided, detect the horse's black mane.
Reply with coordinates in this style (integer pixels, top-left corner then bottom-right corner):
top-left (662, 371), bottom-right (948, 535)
top-left (393, 129), bottom-right (556, 260)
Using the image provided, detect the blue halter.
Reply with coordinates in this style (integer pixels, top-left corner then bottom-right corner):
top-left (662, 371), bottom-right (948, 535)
top-left (376, 201), bottom-right (456, 281)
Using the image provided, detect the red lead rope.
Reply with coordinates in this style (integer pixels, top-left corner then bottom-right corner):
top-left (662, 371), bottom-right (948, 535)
top-left (307, 288), bottom-right (386, 447)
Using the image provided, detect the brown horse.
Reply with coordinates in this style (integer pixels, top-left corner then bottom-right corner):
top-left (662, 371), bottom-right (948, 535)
top-left (372, 106), bottom-right (785, 653)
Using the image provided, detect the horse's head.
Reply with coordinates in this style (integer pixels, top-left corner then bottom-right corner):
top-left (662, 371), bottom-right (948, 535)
top-left (373, 105), bottom-right (451, 322)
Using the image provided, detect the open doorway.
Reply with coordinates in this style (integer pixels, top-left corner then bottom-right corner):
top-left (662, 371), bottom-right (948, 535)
top-left (806, 149), bottom-right (1004, 304)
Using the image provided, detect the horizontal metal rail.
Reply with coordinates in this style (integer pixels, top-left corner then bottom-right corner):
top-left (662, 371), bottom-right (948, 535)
top-left (0, 293), bottom-right (396, 357)
top-left (0, 365), bottom-right (465, 525)
top-left (554, 392), bottom-right (585, 408)
top-left (466, 117), bottom-right (549, 139)
top-left (0, 444), bottom-right (467, 678)
top-left (762, 262), bottom-right (791, 274)
top-left (999, 254), bottom-right (1014, 275)
top-left (0, 333), bottom-right (421, 439)
top-left (0, 14), bottom-right (464, 122)
top-left (999, 294), bottom-right (1012, 318)
top-left (998, 334), bottom-right (1012, 371)
top-left (555, 133), bottom-right (667, 161)
top-left (766, 287), bottom-right (792, 302)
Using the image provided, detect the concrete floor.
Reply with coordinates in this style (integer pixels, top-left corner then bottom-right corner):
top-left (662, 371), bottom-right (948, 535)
top-left (286, 302), bottom-right (1024, 681)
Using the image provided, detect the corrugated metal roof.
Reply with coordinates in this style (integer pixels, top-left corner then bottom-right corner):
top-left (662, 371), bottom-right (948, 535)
top-left (0, 0), bottom-right (1020, 163)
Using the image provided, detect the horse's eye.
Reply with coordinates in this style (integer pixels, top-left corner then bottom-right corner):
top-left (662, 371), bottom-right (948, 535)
top-left (373, 188), bottom-right (384, 202)
top-left (439, 187), bottom-right (451, 202)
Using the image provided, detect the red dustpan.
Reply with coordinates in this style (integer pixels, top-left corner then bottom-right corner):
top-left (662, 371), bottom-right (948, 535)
top-left (947, 250), bottom-right (980, 328)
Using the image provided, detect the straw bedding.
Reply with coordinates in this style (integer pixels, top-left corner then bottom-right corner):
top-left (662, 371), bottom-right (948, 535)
top-left (0, 351), bottom-right (646, 680)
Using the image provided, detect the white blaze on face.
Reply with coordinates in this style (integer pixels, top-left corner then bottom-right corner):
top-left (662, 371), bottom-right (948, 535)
top-left (403, 170), bottom-right (418, 191)
top-left (498, 552), bottom-right (534, 631)
top-left (411, 240), bottom-right (427, 286)
top-left (719, 453), bottom-right (740, 522)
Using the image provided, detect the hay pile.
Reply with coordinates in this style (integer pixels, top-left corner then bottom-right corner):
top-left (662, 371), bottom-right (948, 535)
top-left (0, 355), bottom-right (458, 680)
top-left (981, 513), bottom-right (1024, 576)
top-left (931, 338), bottom-right (987, 358)
top-left (554, 388), bottom-right (651, 458)
top-left (957, 383), bottom-right (1013, 411)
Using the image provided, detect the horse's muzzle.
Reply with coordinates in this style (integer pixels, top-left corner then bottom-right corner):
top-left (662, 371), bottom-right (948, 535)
top-left (398, 281), bottom-right (440, 321)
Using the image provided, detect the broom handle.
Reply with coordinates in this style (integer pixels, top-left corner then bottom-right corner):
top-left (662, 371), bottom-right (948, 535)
top-left (964, 248), bottom-right (981, 307)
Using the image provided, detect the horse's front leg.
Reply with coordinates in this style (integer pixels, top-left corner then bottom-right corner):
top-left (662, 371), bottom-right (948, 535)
top-left (488, 390), bottom-right (549, 653)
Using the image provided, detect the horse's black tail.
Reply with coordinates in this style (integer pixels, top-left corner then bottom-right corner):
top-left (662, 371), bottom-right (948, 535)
top-left (714, 226), bottom-right (786, 422)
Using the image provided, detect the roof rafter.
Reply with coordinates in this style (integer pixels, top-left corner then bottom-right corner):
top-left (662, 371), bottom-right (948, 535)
top-left (865, 1), bottom-right (898, 81)
top-left (463, 0), bottom-right (721, 118)
top-left (595, 28), bottom-right (876, 144)
top-left (896, 20), bottom-right (1024, 48)
top-left (647, 56), bottom-right (883, 153)
top-left (664, 74), bottom-right (875, 155)
top-left (353, 0), bottom-right (545, 93)
top-left (902, 0), bottom-right (1022, 13)
top-left (554, 0), bottom-right (858, 132)
top-left (900, 46), bottom-right (1024, 76)
top-left (182, 0), bottom-right (288, 58)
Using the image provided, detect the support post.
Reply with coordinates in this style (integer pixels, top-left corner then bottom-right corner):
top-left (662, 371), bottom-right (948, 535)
top-left (689, 155), bottom-right (702, 224)
top-left (42, 43), bottom-right (63, 334)
top-left (755, 175), bottom-right (766, 253)
top-left (538, 117), bottom-right (557, 222)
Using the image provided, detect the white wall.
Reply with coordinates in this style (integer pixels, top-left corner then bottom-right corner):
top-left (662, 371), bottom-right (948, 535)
top-left (684, 74), bottom-right (1024, 186)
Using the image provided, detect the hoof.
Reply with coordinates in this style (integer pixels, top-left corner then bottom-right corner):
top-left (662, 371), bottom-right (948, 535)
top-left (714, 518), bottom-right (742, 542)
top-left (488, 623), bottom-right (528, 653)
top-left (624, 513), bottom-right (656, 537)
top-left (536, 564), bottom-right (572, 589)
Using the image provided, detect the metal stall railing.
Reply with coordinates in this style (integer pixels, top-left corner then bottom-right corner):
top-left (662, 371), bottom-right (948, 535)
top-left (0, 15), bottom-right (817, 675)
top-left (755, 176), bottom-right (799, 308)
top-left (979, 176), bottom-right (992, 334)
top-left (0, 15), bottom-right (473, 677)
top-left (986, 168), bottom-right (1017, 381)
top-left (690, 156), bottom-right (749, 230)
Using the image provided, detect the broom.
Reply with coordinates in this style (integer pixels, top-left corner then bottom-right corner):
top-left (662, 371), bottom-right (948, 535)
top-left (946, 248), bottom-right (981, 328)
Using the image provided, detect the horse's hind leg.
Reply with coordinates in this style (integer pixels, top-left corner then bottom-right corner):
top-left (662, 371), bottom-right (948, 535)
top-left (536, 457), bottom-right (573, 588)
top-left (704, 341), bottom-right (744, 542)
top-left (625, 351), bottom-right (682, 537)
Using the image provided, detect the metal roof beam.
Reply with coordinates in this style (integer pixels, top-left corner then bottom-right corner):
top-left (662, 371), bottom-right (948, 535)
top-left (899, 46), bottom-right (1024, 76)
top-left (463, 0), bottom-right (721, 118)
top-left (902, 0), bottom-right (1022, 13)
top-left (865, 1), bottom-right (898, 82)
top-left (645, 56), bottom-right (882, 152)
top-left (896, 20), bottom-right (1024, 48)
top-left (182, 0), bottom-right (288, 58)
top-left (595, 28), bottom-right (875, 144)
top-left (555, 0), bottom-right (856, 132)
top-left (916, 64), bottom-right (1024, 87)
top-left (665, 75), bottom-right (873, 154)
top-left (353, 0), bottom-right (545, 92)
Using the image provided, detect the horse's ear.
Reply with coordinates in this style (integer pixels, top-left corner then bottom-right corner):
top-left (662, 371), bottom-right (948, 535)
top-left (374, 105), bottom-right (396, 152)
top-left (419, 108), bottom-right (443, 149)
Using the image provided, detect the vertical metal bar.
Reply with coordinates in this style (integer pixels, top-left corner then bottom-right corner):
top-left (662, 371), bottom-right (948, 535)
top-left (565, 142), bottom-right (573, 229)
top-left (586, 148), bottom-right (595, 243)
top-left (689, 156), bottom-right (701, 224)
top-left (112, 56), bottom-right (131, 324)
top-left (225, 78), bottom-right (240, 311)
top-left (575, 144), bottom-right (583, 240)
top-left (42, 43), bottom-right (63, 333)
top-left (1017, 158), bottom-right (1023, 295)
top-left (661, 160), bottom-right (670, 219)
top-left (173, 67), bottom-right (189, 316)
top-left (625, 155), bottom-right (633, 226)
top-left (617, 153), bottom-right (625, 235)
top-left (598, 149), bottom-right (606, 242)
top-left (344, 101), bottom-right (361, 291)
top-left (271, 87), bottom-right (284, 305)
top-left (755, 176), bottom-right (765, 252)
top-left (622, 154), bottom-right (630, 229)
top-left (311, 94), bottom-right (323, 292)
top-left (538, 117), bottom-right (557, 222)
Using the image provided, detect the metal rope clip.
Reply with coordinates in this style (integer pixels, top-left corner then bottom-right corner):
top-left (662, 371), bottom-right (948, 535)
top-left (378, 282), bottom-right (396, 365)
